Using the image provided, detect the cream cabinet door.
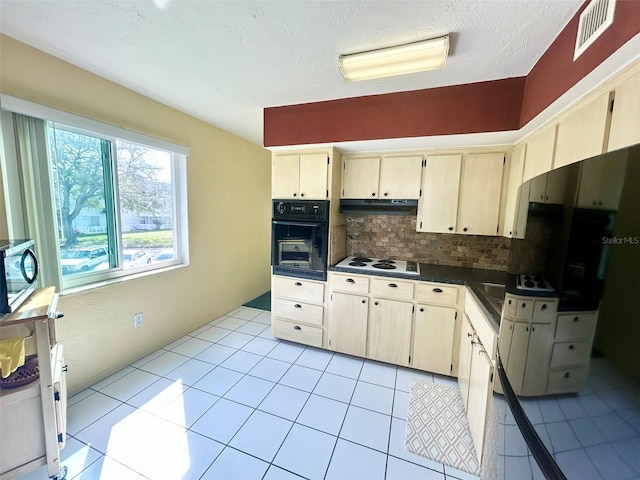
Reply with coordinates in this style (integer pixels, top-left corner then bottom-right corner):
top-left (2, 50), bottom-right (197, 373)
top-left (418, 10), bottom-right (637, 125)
top-left (528, 174), bottom-right (548, 203)
top-left (503, 145), bottom-right (527, 239)
top-left (379, 156), bottom-right (423, 199)
top-left (554, 92), bottom-right (612, 169)
top-left (458, 153), bottom-right (504, 235)
top-left (576, 157), bottom-right (603, 208)
top-left (272, 154), bottom-right (300, 199)
top-left (467, 342), bottom-right (493, 462)
top-left (545, 166), bottom-right (569, 204)
top-left (598, 154), bottom-right (627, 210)
top-left (523, 126), bottom-right (556, 182)
top-left (328, 293), bottom-right (368, 357)
top-left (417, 154), bottom-right (462, 233)
top-left (299, 153), bottom-right (328, 199)
top-left (521, 323), bottom-right (553, 396)
top-left (367, 299), bottom-right (413, 366)
top-left (608, 70), bottom-right (640, 152)
top-left (341, 157), bottom-right (381, 199)
top-left (504, 321), bottom-right (529, 394)
top-left (412, 304), bottom-right (456, 376)
top-left (577, 154), bottom-right (627, 210)
top-left (458, 314), bottom-right (474, 409)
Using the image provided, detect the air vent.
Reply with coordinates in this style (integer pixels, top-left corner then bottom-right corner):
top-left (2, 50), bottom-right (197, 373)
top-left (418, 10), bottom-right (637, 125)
top-left (574, 0), bottom-right (616, 60)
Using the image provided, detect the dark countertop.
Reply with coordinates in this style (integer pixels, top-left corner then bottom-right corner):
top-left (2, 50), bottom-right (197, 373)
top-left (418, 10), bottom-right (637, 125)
top-left (329, 262), bottom-right (559, 332)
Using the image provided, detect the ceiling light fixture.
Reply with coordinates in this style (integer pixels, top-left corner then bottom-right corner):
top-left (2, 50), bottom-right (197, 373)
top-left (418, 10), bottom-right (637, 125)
top-left (338, 35), bottom-right (450, 82)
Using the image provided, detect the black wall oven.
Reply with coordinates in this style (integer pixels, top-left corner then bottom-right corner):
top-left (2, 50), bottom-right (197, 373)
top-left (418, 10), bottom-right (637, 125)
top-left (272, 200), bottom-right (329, 281)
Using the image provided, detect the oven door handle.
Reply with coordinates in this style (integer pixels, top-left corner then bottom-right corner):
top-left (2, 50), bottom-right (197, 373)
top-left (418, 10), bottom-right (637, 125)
top-left (272, 220), bottom-right (326, 228)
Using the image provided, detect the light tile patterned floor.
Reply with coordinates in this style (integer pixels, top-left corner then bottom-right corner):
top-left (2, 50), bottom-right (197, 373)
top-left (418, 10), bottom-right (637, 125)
top-left (17, 306), bottom-right (464, 480)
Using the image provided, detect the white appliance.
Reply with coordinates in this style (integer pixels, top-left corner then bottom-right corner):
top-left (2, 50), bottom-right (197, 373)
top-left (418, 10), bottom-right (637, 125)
top-left (335, 256), bottom-right (420, 275)
top-left (516, 274), bottom-right (555, 292)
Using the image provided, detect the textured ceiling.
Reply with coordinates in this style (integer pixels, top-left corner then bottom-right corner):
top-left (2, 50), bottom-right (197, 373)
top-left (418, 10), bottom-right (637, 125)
top-left (0, 0), bottom-right (582, 147)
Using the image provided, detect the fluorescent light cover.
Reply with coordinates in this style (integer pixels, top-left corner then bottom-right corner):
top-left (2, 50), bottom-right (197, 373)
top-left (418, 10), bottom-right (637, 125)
top-left (338, 35), bottom-right (449, 82)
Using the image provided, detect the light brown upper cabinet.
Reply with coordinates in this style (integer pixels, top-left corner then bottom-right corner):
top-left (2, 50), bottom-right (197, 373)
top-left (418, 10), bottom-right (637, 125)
top-left (341, 155), bottom-right (422, 199)
top-left (502, 145), bottom-right (527, 239)
top-left (523, 126), bottom-right (557, 183)
top-left (458, 153), bottom-right (505, 236)
top-left (416, 154), bottom-right (462, 233)
top-left (554, 92), bottom-right (613, 169)
top-left (576, 152), bottom-right (627, 210)
top-left (608, 70), bottom-right (640, 152)
top-left (528, 167), bottom-right (569, 205)
top-left (272, 153), bottom-right (328, 199)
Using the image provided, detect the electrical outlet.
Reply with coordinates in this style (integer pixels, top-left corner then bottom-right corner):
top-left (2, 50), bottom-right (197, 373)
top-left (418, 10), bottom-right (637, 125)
top-left (134, 312), bottom-right (144, 328)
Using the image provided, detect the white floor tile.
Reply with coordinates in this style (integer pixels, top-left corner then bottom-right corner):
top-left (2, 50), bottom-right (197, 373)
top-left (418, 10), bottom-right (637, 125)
top-left (273, 424), bottom-right (337, 480)
top-left (351, 381), bottom-right (394, 415)
top-left (592, 412), bottom-right (639, 441)
top-left (66, 391), bottom-right (123, 435)
top-left (598, 389), bottom-right (638, 411)
top-left (259, 327), bottom-right (278, 339)
top-left (267, 341), bottom-right (306, 363)
top-left (215, 317), bottom-right (249, 331)
top-left (325, 353), bottom-right (364, 379)
top-left (388, 418), bottom-right (444, 472)
top-left (503, 424), bottom-right (530, 456)
top-left (195, 325), bottom-right (232, 343)
top-left (297, 394), bottom-right (348, 435)
top-left (258, 384), bottom-right (310, 421)
top-left (519, 398), bottom-right (545, 425)
top-left (236, 321), bottom-right (269, 336)
top-left (555, 448), bottom-right (604, 480)
top-left (223, 375), bottom-right (275, 408)
top-left (201, 446), bottom-right (269, 480)
top-left (546, 420), bottom-right (582, 452)
top-left (325, 438), bottom-right (386, 480)
top-left (71, 455), bottom-right (144, 479)
top-left (90, 366), bottom-right (135, 390)
top-left (98, 369), bottom-right (160, 402)
top-left (209, 314), bottom-right (230, 325)
top-left (534, 423), bottom-right (554, 453)
top-left (557, 396), bottom-right (590, 420)
top-left (191, 398), bottom-right (253, 443)
top-left (537, 398), bottom-right (566, 423)
top-left (131, 349), bottom-right (164, 368)
top-left (241, 337), bottom-right (279, 356)
top-left (294, 347), bottom-right (334, 371)
top-left (126, 377), bottom-right (186, 411)
top-left (386, 455), bottom-right (444, 480)
top-left (220, 350), bottom-right (263, 373)
top-left (72, 403), bottom-right (145, 453)
top-left (502, 456), bottom-right (533, 480)
top-left (226, 307), bottom-right (244, 316)
top-left (432, 374), bottom-right (459, 390)
top-left (229, 410), bottom-right (293, 461)
top-left (359, 360), bottom-right (397, 388)
top-left (193, 367), bottom-right (243, 396)
top-left (165, 357), bottom-right (215, 386)
top-left (395, 367), bottom-right (433, 392)
top-left (313, 372), bottom-right (357, 403)
top-left (586, 443), bottom-right (637, 480)
top-left (248, 357), bottom-right (291, 382)
top-left (67, 388), bottom-right (94, 408)
top-left (195, 343), bottom-right (237, 365)
top-left (339, 405), bottom-right (391, 453)
top-left (578, 393), bottom-right (614, 417)
top-left (217, 331), bottom-right (255, 349)
top-left (189, 323), bottom-right (212, 337)
top-left (617, 407), bottom-right (640, 432)
top-left (569, 417), bottom-right (608, 447)
top-left (611, 437), bottom-right (640, 473)
top-left (279, 365), bottom-right (323, 392)
top-left (155, 387), bottom-right (219, 428)
top-left (392, 390), bottom-right (410, 419)
top-left (136, 350), bottom-right (188, 376)
top-left (253, 311), bottom-right (273, 325)
top-left (263, 465), bottom-right (305, 480)
top-left (169, 336), bottom-right (212, 357)
top-left (162, 335), bottom-right (191, 351)
top-left (230, 307), bottom-right (263, 320)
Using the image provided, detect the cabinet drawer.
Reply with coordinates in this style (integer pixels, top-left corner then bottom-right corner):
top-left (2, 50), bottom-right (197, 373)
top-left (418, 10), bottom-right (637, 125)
top-left (331, 273), bottom-right (369, 294)
top-left (271, 319), bottom-right (323, 348)
top-left (415, 282), bottom-right (459, 306)
top-left (273, 276), bottom-right (324, 303)
top-left (555, 312), bottom-right (597, 341)
top-left (547, 367), bottom-right (588, 394)
top-left (550, 341), bottom-right (591, 368)
top-left (371, 278), bottom-right (414, 300)
top-left (503, 294), bottom-right (517, 317)
top-left (532, 300), bottom-right (558, 323)
top-left (514, 298), bottom-right (534, 321)
top-left (273, 299), bottom-right (323, 326)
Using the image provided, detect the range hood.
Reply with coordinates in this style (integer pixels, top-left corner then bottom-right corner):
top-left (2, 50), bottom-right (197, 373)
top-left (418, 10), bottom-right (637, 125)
top-left (339, 199), bottom-right (418, 215)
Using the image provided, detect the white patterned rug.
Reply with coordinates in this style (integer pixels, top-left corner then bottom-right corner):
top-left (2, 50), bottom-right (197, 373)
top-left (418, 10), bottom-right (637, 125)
top-left (405, 379), bottom-right (481, 476)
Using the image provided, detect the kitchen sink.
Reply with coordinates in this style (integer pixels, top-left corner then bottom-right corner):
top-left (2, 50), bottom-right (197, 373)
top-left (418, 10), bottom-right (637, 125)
top-left (479, 282), bottom-right (506, 314)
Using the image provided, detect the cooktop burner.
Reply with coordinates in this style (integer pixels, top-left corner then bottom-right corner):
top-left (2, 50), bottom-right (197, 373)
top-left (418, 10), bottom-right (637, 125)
top-left (517, 274), bottom-right (555, 292)
top-left (334, 256), bottom-right (419, 275)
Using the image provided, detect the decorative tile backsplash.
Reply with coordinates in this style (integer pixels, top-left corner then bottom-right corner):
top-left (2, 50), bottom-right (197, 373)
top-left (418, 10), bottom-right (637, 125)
top-left (346, 215), bottom-right (512, 271)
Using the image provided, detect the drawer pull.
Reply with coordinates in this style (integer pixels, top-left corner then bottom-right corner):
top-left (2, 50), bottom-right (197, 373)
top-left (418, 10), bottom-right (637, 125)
top-left (564, 372), bottom-right (571, 378)
top-left (522, 303), bottom-right (526, 308)
top-left (432, 288), bottom-right (443, 293)
top-left (346, 278), bottom-right (355, 284)
top-left (374, 301), bottom-right (379, 306)
top-left (573, 316), bottom-right (579, 322)
top-left (420, 308), bottom-right (424, 312)
top-left (508, 299), bottom-right (512, 305)
top-left (294, 282), bottom-right (302, 286)
top-left (541, 304), bottom-right (547, 310)
top-left (294, 304), bottom-right (302, 309)
top-left (293, 325), bottom-right (301, 331)
top-left (361, 299), bottom-right (366, 304)
top-left (569, 344), bottom-right (575, 350)
top-left (388, 283), bottom-right (398, 288)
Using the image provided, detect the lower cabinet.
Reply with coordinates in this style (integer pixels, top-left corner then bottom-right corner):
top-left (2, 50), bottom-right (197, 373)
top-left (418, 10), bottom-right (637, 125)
top-left (412, 304), bottom-right (456, 376)
top-left (328, 292), bottom-right (368, 357)
top-left (458, 314), bottom-right (475, 410)
top-left (521, 323), bottom-right (553, 396)
top-left (368, 299), bottom-right (413, 366)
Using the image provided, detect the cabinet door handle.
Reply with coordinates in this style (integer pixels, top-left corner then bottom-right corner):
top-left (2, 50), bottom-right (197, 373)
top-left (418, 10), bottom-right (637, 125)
top-left (541, 304), bottom-right (547, 310)
top-left (361, 299), bottom-right (366, 304)
top-left (371, 192), bottom-right (376, 197)
top-left (526, 327), bottom-right (529, 332)
top-left (564, 372), bottom-right (571, 378)
top-left (463, 227), bottom-right (468, 232)
top-left (374, 301), bottom-right (379, 306)
top-left (432, 288), bottom-right (443, 293)
top-left (294, 282), bottom-right (302, 286)
top-left (384, 192), bottom-right (389, 197)
top-left (532, 326), bottom-right (535, 332)
top-left (293, 325), bottom-right (301, 331)
top-left (419, 308), bottom-right (424, 312)
top-left (346, 278), bottom-right (355, 284)
top-left (294, 304), bottom-right (302, 309)
top-left (573, 316), bottom-right (579, 322)
top-left (522, 303), bottom-right (527, 308)
top-left (300, 193), bottom-right (305, 197)
top-left (448, 226), bottom-right (454, 231)
top-left (508, 299), bottom-right (512, 305)
top-left (293, 193), bottom-right (297, 197)
top-left (388, 283), bottom-right (398, 288)
top-left (569, 344), bottom-right (575, 350)
top-left (467, 332), bottom-right (473, 338)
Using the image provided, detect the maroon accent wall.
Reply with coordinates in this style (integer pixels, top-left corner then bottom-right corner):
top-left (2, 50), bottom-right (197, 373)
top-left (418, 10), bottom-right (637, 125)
top-left (264, 78), bottom-right (525, 147)
top-left (521, 0), bottom-right (640, 125)
top-left (264, 1), bottom-right (640, 148)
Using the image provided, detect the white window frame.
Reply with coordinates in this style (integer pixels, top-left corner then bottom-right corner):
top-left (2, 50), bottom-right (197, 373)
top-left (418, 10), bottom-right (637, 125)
top-left (0, 94), bottom-right (190, 291)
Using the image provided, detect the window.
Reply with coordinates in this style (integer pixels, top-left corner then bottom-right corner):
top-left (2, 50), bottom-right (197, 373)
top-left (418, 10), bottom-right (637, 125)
top-left (0, 94), bottom-right (189, 291)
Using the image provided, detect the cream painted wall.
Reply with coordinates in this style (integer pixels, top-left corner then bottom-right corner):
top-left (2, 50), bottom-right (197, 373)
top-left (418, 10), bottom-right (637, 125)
top-left (0, 35), bottom-right (272, 393)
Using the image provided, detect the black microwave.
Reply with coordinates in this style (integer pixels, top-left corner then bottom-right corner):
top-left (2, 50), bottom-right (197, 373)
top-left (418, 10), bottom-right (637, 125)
top-left (0, 239), bottom-right (39, 314)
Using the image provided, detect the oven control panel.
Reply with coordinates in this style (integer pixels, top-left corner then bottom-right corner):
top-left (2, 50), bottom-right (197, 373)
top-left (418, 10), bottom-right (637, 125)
top-left (273, 200), bottom-right (328, 221)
